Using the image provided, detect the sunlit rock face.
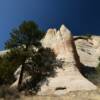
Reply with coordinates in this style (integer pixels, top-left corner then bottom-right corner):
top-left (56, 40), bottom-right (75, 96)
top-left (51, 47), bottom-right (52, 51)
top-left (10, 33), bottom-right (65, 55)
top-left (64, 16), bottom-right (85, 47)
top-left (38, 25), bottom-right (97, 95)
top-left (92, 36), bottom-right (100, 47)
top-left (0, 49), bottom-right (10, 56)
top-left (42, 25), bottom-right (80, 64)
top-left (75, 36), bottom-right (100, 67)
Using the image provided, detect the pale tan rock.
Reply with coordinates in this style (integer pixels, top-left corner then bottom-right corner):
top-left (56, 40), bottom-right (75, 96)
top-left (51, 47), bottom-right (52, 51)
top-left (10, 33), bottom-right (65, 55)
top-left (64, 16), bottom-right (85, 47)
top-left (10, 76), bottom-right (31, 89)
top-left (91, 36), bottom-right (100, 48)
top-left (39, 25), bottom-right (97, 95)
top-left (0, 49), bottom-right (10, 56)
top-left (75, 36), bottom-right (100, 67)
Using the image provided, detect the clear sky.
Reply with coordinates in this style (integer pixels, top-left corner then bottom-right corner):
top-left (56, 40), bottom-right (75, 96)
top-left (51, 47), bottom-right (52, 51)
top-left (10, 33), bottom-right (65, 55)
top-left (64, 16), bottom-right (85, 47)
top-left (0, 0), bottom-right (100, 50)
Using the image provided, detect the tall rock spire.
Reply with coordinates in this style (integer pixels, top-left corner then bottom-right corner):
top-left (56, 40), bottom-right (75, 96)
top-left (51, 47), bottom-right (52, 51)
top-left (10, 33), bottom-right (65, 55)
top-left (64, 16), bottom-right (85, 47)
top-left (39, 25), bottom-right (97, 95)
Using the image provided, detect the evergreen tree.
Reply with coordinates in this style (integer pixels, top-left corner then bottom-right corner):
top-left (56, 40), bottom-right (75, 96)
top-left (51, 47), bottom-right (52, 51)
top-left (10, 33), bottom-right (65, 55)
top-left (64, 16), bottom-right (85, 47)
top-left (5, 21), bottom-right (43, 90)
top-left (4, 20), bottom-right (62, 92)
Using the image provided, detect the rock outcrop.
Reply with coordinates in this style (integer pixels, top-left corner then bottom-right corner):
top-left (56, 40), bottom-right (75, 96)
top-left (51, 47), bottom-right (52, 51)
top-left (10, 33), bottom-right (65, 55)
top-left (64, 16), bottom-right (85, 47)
top-left (38, 25), bottom-right (97, 95)
top-left (75, 36), bottom-right (100, 67)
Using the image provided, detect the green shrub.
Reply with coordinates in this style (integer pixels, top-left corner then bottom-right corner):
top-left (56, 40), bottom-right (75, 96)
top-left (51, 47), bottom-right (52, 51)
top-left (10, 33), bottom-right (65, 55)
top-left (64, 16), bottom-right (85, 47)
top-left (85, 33), bottom-right (92, 39)
top-left (0, 50), bottom-right (22, 85)
top-left (0, 85), bottom-right (20, 99)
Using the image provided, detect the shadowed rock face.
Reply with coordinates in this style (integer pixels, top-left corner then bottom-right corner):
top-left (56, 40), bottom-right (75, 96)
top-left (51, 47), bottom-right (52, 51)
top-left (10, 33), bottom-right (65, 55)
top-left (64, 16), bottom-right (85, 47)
top-left (38, 25), bottom-right (97, 95)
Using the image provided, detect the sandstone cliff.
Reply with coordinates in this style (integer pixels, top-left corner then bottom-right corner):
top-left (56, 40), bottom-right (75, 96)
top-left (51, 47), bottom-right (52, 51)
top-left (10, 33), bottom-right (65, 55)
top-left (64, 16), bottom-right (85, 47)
top-left (38, 25), bottom-right (97, 95)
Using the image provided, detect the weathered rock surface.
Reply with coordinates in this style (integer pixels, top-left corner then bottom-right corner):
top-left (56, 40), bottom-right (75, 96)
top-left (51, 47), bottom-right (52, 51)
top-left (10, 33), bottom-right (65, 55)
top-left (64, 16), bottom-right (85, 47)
top-left (38, 25), bottom-right (97, 95)
top-left (75, 36), bottom-right (100, 67)
top-left (0, 49), bottom-right (10, 56)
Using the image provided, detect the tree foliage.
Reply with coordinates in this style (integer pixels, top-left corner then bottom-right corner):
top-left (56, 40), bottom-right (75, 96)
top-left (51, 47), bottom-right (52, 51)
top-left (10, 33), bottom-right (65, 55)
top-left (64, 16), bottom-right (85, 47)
top-left (5, 21), bottom-right (44, 49)
top-left (1, 21), bottom-right (44, 87)
top-left (0, 20), bottom-right (62, 93)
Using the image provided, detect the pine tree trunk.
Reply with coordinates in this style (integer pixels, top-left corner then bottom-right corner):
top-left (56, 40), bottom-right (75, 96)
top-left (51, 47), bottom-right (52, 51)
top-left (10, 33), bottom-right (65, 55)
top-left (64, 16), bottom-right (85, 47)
top-left (17, 63), bottom-right (25, 91)
top-left (17, 45), bottom-right (28, 91)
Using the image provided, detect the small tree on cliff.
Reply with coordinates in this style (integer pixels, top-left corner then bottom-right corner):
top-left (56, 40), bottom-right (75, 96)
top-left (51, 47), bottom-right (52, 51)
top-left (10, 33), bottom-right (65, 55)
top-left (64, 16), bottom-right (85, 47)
top-left (5, 21), bottom-right (44, 90)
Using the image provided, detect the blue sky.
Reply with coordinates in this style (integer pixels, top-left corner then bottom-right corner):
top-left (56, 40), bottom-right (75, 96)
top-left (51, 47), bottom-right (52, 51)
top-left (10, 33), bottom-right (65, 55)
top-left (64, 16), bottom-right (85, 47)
top-left (0, 0), bottom-right (100, 50)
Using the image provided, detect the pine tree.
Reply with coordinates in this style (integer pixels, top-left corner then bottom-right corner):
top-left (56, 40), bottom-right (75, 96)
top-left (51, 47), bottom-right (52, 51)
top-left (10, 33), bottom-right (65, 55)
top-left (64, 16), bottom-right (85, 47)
top-left (5, 21), bottom-right (43, 90)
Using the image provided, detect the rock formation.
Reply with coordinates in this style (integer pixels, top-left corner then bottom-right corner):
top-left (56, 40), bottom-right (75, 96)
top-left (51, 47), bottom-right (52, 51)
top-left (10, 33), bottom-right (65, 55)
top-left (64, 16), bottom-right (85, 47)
top-left (38, 25), bottom-right (97, 95)
top-left (0, 25), bottom-right (98, 95)
top-left (75, 36), bottom-right (100, 67)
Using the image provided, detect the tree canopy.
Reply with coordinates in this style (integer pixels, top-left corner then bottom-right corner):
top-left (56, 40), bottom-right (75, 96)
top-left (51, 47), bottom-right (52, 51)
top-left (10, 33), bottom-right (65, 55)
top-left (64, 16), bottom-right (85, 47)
top-left (0, 21), bottom-right (61, 93)
top-left (5, 21), bottom-right (44, 49)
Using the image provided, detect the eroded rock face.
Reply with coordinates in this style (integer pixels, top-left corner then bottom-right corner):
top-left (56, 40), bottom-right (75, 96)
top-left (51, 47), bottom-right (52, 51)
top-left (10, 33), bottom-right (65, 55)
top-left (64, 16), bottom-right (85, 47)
top-left (75, 36), bottom-right (100, 67)
top-left (38, 25), bottom-right (97, 95)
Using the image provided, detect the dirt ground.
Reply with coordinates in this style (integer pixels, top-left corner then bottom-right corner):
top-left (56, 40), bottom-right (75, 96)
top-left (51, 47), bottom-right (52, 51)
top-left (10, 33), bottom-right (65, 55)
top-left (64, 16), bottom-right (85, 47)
top-left (20, 91), bottom-right (100, 100)
top-left (0, 87), bottom-right (100, 100)
top-left (12, 87), bottom-right (100, 100)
